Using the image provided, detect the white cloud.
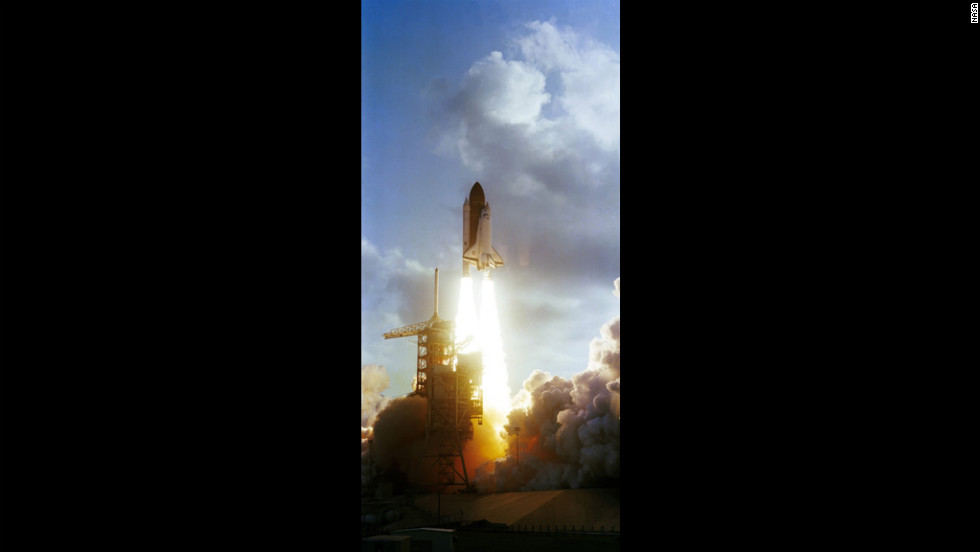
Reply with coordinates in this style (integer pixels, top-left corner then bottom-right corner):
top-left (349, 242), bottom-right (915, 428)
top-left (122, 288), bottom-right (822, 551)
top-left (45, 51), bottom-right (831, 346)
top-left (516, 21), bottom-right (620, 152)
top-left (515, 19), bottom-right (580, 72)
top-left (361, 236), bottom-right (437, 394)
top-left (443, 20), bottom-right (619, 200)
top-left (559, 54), bottom-right (619, 152)
top-left (463, 51), bottom-right (551, 126)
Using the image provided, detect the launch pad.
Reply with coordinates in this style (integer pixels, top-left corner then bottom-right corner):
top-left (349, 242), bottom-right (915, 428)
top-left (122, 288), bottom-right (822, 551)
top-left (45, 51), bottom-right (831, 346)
top-left (384, 269), bottom-right (484, 490)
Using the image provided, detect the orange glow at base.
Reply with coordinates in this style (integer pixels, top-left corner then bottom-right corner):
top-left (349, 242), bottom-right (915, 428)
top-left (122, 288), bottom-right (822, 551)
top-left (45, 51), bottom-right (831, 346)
top-left (463, 418), bottom-right (508, 475)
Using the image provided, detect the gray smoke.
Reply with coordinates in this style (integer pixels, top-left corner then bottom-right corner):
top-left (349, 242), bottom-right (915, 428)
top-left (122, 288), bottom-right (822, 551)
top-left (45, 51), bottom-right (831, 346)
top-left (361, 393), bottom-right (428, 488)
top-left (361, 364), bottom-right (421, 487)
top-left (475, 277), bottom-right (620, 492)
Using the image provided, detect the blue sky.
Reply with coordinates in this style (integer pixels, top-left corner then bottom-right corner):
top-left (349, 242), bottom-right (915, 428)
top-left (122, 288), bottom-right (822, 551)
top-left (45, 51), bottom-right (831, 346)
top-left (362, 0), bottom-right (620, 397)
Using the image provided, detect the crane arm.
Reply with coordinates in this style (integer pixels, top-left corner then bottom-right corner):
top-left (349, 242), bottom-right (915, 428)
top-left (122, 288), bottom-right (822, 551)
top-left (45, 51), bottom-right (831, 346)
top-left (383, 319), bottom-right (432, 339)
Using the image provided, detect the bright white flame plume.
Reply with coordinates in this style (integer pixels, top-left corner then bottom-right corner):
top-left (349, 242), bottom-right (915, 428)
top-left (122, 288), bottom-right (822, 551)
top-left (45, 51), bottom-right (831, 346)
top-left (456, 276), bottom-right (479, 354)
top-left (478, 274), bottom-right (511, 424)
top-left (456, 273), bottom-right (512, 434)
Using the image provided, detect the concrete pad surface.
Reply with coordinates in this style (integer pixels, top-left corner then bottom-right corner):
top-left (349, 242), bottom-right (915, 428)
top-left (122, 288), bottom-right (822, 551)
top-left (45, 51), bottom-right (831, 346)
top-left (412, 489), bottom-right (620, 531)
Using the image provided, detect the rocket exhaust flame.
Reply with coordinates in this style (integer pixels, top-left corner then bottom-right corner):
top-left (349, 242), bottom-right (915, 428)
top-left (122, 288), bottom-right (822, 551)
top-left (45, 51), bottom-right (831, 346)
top-left (454, 273), bottom-right (511, 465)
top-left (456, 276), bottom-right (479, 354)
top-left (477, 273), bottom-right (512, 427)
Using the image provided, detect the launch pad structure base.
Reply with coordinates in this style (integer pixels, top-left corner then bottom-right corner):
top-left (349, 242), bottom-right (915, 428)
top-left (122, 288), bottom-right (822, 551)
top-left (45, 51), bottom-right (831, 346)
top-left (384, 268), bottom-right (484, 492)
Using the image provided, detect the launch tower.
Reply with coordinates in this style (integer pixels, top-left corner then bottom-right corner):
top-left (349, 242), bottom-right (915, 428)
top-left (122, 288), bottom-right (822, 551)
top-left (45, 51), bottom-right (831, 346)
top-left (384, 269), bottom-right (484, 490)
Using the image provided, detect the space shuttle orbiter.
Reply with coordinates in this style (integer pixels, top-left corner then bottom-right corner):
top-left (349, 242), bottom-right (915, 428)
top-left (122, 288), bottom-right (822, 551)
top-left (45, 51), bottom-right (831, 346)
top-left (462, 182), bottom-right (503, 276)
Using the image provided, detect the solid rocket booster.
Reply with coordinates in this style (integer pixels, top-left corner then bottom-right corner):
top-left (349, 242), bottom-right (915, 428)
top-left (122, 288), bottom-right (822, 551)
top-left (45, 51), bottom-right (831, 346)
top-left (462, 182), bottom-right (504, 276)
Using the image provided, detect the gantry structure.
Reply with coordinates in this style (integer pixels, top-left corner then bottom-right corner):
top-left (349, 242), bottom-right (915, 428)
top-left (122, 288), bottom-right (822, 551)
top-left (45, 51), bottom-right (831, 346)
top-left (384, 269), bottom-right (483, 490)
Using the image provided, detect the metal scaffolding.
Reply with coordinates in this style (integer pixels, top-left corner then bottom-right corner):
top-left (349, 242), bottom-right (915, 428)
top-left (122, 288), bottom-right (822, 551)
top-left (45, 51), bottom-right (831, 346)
top-left (384, 268), bottom-right (483, 490)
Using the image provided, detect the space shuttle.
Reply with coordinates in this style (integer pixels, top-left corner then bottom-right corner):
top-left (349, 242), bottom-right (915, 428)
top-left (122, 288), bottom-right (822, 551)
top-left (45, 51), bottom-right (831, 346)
top-left (462, 182), bottom-right (504, 276)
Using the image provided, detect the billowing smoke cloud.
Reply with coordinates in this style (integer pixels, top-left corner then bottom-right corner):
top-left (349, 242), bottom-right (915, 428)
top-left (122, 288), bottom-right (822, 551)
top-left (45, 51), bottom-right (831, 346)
top-left (362, 364), bottom-right (393, 431)
top-left (361, 394), bottom-right (428, 489)
top-left (361, 363), bottom-right (478, 490)
top-left (474, 277), bottom-right (620, 492)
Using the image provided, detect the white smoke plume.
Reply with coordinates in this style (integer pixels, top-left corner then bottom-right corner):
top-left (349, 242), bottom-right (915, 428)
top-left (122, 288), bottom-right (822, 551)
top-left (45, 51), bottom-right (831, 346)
top-left (361, 363), bottom-right (393, 433)
top-left (475, 277), bottom-right (620, 492)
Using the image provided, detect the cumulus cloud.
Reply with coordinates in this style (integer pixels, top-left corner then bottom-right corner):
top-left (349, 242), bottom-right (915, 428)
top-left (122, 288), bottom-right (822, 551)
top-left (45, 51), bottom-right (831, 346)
top-left (462, 51), bottom-right (551, 126)
top-left (516, 21), bottom-right (620, 152)
top-left (438, 20), bottom-right (619, 199)
top-left (361, 237), bottom-right (434, 326)
top-left (361, 236), bottom-right (442, 393)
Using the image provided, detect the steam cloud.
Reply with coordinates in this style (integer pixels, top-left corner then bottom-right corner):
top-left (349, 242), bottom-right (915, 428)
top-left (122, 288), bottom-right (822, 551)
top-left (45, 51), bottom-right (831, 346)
top-left (362, 363), bottom-right (393, 431)
top-left (362, 393), bottom-right (428, 488)
top-left (475, 277), bottom-right (620, 492)
top-left (361, 364), bottom-right (427, 488)
top-left (361, 364), bottom-right (475, 490)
